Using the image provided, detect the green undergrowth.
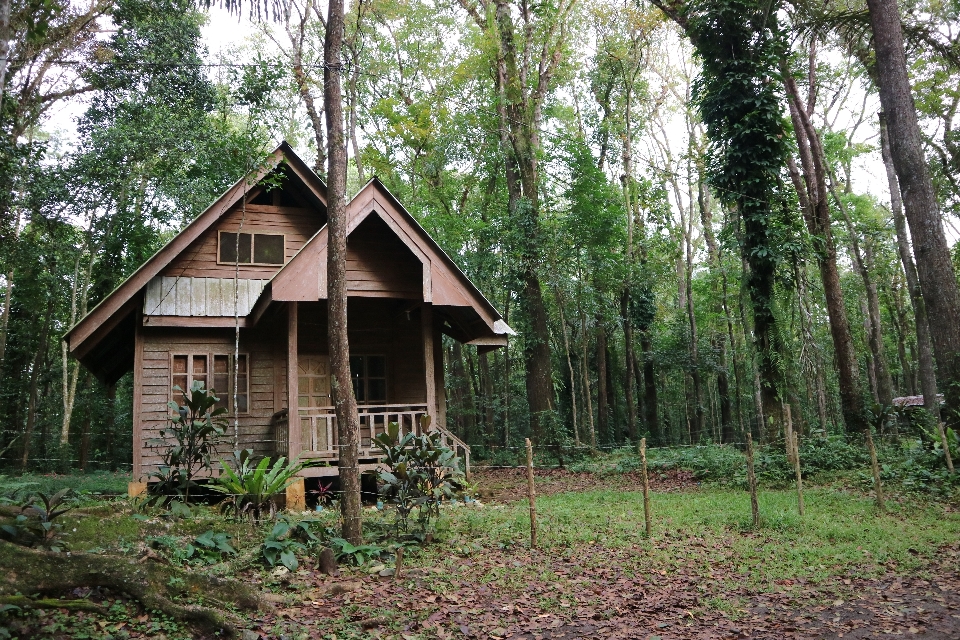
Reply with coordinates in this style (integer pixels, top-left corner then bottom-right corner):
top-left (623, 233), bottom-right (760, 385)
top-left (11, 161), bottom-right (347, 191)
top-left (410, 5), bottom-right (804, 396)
top-left (0, 472), bottom-right (129, 505)
top-left (428, 486), bottom-right (959, 588)
top-left (567, 438), bottom-right (960, 498)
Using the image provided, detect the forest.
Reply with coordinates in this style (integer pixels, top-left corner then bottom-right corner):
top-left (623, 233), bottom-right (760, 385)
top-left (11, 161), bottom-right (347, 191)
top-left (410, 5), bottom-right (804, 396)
top-left (2, 0), bottom-right (960, 638)
top-left (1, 0), bottom-right (959, 473)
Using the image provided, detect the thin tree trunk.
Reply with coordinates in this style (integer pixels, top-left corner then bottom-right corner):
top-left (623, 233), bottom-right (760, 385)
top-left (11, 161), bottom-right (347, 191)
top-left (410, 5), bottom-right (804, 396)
top-left (879, 113), bottom-right (939, 419)
top-left (325, 0), bottom-right (362, 546)
top-left (479, 351), bottom-right (495, 445)
top-left (285, 0), bottom-right (326, 175)
top-left (579, 302), bottom-right (596, 449)
top-left (831, 181), bottom-right (894, 407)
top-left (78, 375), bottom-right (92, 471)
top-left (784, 73), bottom-right (866, 433)
top-left (22, 296), bottom-right (53, 471)
top-left (596, 320), bottom-right (608, 444)
top-left (554, 288), bottom-right (580, 446)
top-left (867, 0), bottom-right (960, 423)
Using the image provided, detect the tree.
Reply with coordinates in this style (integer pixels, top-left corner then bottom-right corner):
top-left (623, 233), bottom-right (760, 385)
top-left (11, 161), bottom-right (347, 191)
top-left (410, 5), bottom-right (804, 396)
top-left (865, 0), bottom-right (960, 424)
top-left (324, 0), bottom-right (362, 545)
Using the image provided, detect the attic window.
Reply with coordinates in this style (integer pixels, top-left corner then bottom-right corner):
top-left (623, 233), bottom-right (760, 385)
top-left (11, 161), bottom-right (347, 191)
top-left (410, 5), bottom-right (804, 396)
top-left (218, 231), bottom-right (285, 265)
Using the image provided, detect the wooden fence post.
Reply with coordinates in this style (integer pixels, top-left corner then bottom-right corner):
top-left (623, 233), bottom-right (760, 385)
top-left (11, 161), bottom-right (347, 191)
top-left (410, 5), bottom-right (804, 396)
top-left (526, 438), bottom-right (537, 548)
top-left (792, 432), bottom-right (804, 516)
top-left (937, 422), bottom-right (955, 474)
top-left (746, 433), bottom-right (760, 528)
top-left (865, 430), bottom-right (886, 513)
top-left (640, 437), bottom-right (652, 537)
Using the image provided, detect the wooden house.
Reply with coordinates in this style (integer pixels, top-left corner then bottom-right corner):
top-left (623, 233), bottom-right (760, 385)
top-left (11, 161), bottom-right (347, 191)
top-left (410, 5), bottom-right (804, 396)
top-left (65, 143), bottom-right (512, 479)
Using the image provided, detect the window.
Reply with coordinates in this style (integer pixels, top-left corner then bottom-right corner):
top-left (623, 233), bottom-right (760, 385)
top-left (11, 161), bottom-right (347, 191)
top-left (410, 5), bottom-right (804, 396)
top-left (218, 231), bottom-right (285, 265)
top-left (171, 353), bottom-right (248, 414)
top-left (350, 355), bottom-right (386, 404)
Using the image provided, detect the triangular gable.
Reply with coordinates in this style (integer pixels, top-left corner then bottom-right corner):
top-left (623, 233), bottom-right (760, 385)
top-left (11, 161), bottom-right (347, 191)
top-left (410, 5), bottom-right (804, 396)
top-left (270, 178), bottom-right (510, 336)
top-left (66, 141), bottom-right (327, 356)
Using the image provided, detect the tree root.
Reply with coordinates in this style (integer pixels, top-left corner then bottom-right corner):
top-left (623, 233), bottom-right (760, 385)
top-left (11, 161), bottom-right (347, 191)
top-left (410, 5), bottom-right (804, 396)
top-left (0, 541), bottom-right (262, 638)
top-left (0, 594), bottom-right (105, 612)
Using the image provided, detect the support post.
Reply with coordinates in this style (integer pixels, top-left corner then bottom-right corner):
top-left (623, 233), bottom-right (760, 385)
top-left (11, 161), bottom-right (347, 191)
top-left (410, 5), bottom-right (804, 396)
top-left (640, 437), bottom-right (652, 537)
top-left (746, 432), bottom-right (760, 528)
top-left (287, 302), bottom-right (300, 458)
top-left (526, 437), bottom-right (537, 548)
top-left (792, 432), bottom-right (804, 516)
top-left (286, 477), bottom-right (306, 512)
top-left (132, 310), bottom-right (144, 481)
top-left (866, 430), bottom-right (886, 513)
top-left (422, 303), bottom-right (436, 420)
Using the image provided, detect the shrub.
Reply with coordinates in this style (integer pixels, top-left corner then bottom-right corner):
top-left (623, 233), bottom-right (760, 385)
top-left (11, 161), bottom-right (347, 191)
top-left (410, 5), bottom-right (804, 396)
top-left (149, 530), bottom-right (237, 565)
top-left (145, 381), bottom-right (226, 507)
top-left (211, 449), bottom-right (305, 521)
top-left (0, 489), bottom-right (74, 552)
top-left (374, 420), bottom-right (465, 536)
top-left (261, 517), bottom-right (318, 571)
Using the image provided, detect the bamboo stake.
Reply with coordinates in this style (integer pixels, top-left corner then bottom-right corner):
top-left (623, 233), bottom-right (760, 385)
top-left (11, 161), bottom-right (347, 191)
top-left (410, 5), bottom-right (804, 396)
top-left (746, 432), bottom-right (760, 528)
top-left (865, 430), bottom-right (886, 513)
top-left (792, 432), bottom-right (804, 516)
top-left (394, 546), bottom-right (404, 580)
top-left (526, 438), bottom-right (537, 548)
top-left (640, 437), bottom-right (652, 537)
top-left (937, 421), bottom-right (955, 473)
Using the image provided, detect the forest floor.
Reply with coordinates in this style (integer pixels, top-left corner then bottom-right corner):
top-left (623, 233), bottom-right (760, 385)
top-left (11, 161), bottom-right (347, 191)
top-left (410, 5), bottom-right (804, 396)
top-left (2, 467), bottom-right (959, 639)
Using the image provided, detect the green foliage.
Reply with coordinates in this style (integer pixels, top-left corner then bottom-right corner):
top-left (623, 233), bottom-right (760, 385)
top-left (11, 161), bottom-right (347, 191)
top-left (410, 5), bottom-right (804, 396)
top-left (0, 489), bottom-right (74, 551)
top-left (144, 381), bottom-right (226, 508)
top-left (148, 529), bottom-right (237, 565)
top-left (374, 421), bottom-right (465, 535)
top-left (211, 449), bottom-right (306, 521)
top-left (327, 537), bottom-right (390, 566)
top-left (260, 517), bottom-right (318, 571)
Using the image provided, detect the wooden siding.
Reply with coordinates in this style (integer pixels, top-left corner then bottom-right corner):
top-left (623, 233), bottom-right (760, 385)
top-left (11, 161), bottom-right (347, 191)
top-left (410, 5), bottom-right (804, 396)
top-left (161, 203), bottom-right (324, 280)
top-left (346, 215), bottom-right (422, 299)
top-left (137, 322), bottom-right (286, 474)
top-left (143, 277), bottom-right (267, 317)
top-left (294, 300), bottom-right (426, 405)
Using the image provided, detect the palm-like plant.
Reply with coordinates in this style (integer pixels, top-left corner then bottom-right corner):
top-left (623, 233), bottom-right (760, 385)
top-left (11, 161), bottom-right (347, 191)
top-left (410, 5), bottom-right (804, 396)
top-left (211, 449), bottom-right (306, 521)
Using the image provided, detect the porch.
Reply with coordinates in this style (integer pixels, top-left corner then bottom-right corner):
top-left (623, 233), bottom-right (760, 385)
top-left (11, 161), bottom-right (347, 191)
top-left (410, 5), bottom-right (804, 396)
top-left (271, 403), bottom-right (471, 477)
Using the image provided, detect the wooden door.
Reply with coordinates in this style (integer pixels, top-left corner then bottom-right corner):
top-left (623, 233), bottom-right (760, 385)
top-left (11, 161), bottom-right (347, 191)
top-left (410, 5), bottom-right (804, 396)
top-left (298, 355), bottom-right (331, 451)
top-left (298, 355), bottom-right (331, 409)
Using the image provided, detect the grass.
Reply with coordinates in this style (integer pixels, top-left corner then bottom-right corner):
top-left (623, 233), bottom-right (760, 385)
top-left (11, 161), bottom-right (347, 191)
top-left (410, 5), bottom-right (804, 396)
top-left (420, 485), bottom-right (960, 588)
top-left (0, 471), bottom-right (129, 503)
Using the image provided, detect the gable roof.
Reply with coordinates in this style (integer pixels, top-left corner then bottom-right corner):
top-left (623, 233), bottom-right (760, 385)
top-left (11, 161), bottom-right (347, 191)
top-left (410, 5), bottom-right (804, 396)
top-left (67, 143), bottom-right (512, 382)
top-left (65, 142), bottom-right (327, 377)
top-left (265, 177), bottom-right (511, 342)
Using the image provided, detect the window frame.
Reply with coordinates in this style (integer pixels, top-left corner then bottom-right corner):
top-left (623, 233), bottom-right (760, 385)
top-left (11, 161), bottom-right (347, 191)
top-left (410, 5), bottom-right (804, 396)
top-left (350, 354), bottom-right (388, 405)
top-left (169, 352), bottom-right (250, 415)
top-left (217, 230), bottom-right (287, 266)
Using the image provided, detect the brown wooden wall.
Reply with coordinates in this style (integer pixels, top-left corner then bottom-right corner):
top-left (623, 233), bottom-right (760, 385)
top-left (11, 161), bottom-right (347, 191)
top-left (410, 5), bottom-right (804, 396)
top-left (346, 215), bottom-right (422, 299)
top-left (161, 202), bottom-right (325, 280)
top-left (137, 319), bottom-right (286, 474)
top-left (134, 299), bottom-right (428, 474)
top-left (295, 299), bottom-right (427, 405)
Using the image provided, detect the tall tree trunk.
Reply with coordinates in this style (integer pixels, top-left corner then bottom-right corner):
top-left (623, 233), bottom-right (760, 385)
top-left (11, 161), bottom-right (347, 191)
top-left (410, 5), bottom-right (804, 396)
top-left (105, 381), bottom-right (116, 470)
top-left (866, 0), bottom-right (960, 424)
top-left (832, 182), bottom-right (894, 407)
top-left (451, 342), bottom-right (476, 441)
top-left (579, 302), bottom-right (596, 448)
top-left (284, 0), bottom-right (326, 175)
top-left (596, 320), bottom-right (609, 443)
top-left (554, 288), bottom-right (580, 446)
top-left (325, 0), bottom-right (362, 546)
top-left (22, 296), bottom-right (53, 471)
top-left (78, 375), bottom-right (92, 471)
top-left (879, 113), bottom-right (940, 419)
top-left (784, 73), bottom-right (867, 433)
top-left (479, 351), bottom-right (496, 444)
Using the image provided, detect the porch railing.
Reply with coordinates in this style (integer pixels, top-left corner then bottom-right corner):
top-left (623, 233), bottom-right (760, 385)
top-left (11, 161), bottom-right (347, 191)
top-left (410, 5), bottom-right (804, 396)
top-left (271, 403), bottom-right (470, 474)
